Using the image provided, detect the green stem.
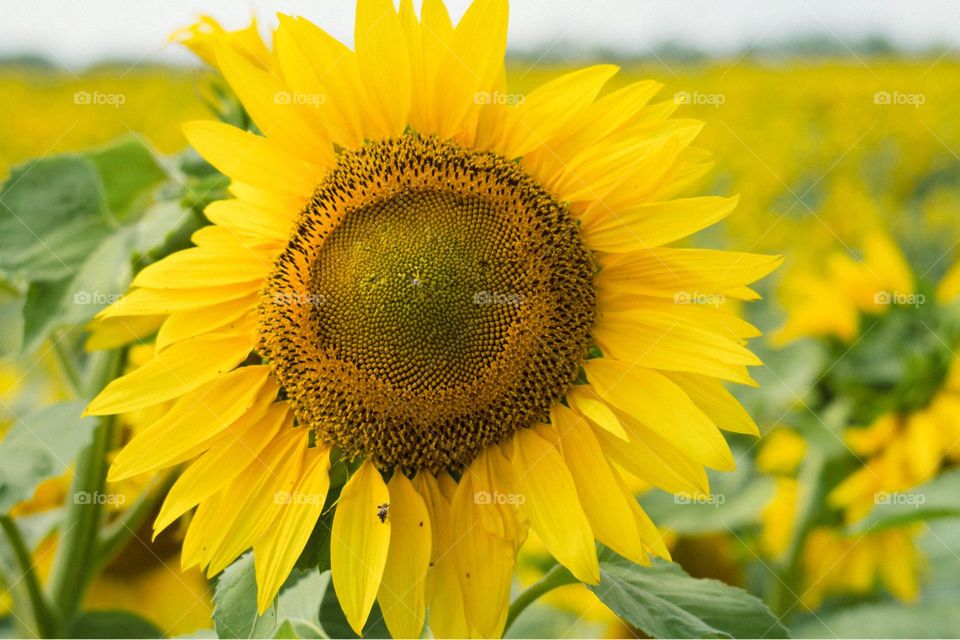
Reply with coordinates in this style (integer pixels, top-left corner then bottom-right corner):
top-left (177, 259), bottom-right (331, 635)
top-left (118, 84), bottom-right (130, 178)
top-left (51, 336), bottom-right (84, 398)
top-left (504, 564), bottom-right (577, 634)
top-left (0, 516), bottom-right (61, 638)
top-left (46, 348), bottom-right (126, 626)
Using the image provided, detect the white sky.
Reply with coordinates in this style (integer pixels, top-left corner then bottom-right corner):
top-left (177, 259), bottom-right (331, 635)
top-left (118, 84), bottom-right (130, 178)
top-left (4, 0), bottom-right (960, 66)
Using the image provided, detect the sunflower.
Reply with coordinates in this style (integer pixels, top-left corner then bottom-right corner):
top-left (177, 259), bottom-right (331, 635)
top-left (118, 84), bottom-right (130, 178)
top-left (84, 1), bottom-right (778, 636)
top-left (771, 231), bottom-right (960, 605)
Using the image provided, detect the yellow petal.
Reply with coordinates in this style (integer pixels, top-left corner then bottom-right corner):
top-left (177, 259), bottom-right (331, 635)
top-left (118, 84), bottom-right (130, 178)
top-left (155, 299), bottom-right (257, 352)
top-left (593, 308), bottom-right (760, 385)
top-left (431, 0), bottom-right (507, 139)
top-left (377, 473), bottom-right (431, 639)
top-left (98, 282), bottom-right (262, 319)
top-left (416, 473), bottom-right (470, 638)
top-left (664, 372), bottom-right (759, 436)
top-left (477, 65), bottom-right (618, 159)
top-left (254, 446), bottom-right (332, 613)
top-left (331, 461), bottom-right (391, 635)
top-left (450, 471), bottom-right (514, 638)
top-left (354, 0), bottom-right (411, 137)
top-left (598, 247), bottom-right (783, 301)
top-left (553, 404), bottom-right (646, 564)
top-left (585, 359), bottom-right (735, 471)
top-left (131, 244), bottom-right (272, 289)
top-left (152, 401), bottom-right (287, 533)
top-left (85, 332), bottom-right (255, 416)
top-left (582, 196), bottom-right (738, 251)
top-left (84, 315), bottom-right (163, 351)
top-left (510, 428), bottom-right (599, 584)
top-left (182, 121), bottom-right (322, 196)
top-left (199, 426), bottom-right (307, 575)
top-left (215, 40), bottom-right (334, 165)
top-left (204, 199), bottom-right (295, 243)
top-left (108, 366), bottom-right (274, 480)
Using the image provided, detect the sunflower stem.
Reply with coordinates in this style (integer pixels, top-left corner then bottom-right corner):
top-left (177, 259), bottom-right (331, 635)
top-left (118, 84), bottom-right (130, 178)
top-left (46, 348), bottom-right (126, 626)
top-left (504, 563), bottom-right (577, 634)
top-left (0, 515), bottom-right (62, 638)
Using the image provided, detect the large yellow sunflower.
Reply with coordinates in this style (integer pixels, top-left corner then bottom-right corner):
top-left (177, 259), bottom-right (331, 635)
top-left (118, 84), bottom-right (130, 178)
top-left (84, 1), bottom-right (778, 636)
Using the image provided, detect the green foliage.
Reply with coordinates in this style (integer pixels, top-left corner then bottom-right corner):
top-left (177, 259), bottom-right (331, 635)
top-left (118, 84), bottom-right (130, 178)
top-left (0, 401), bottom-right (95, 513)
top-left (588, 548), bottom-right (789, 639)
top-left (0, 136), bottom-right (199, 357)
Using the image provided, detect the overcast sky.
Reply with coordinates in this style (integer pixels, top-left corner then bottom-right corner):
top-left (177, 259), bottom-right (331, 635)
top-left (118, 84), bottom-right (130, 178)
top-left (5, 0), bottom-right (960, 66)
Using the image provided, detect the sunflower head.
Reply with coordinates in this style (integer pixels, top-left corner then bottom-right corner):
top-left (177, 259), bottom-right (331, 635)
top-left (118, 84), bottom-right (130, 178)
top-left (86, 1), bottom-right (780, 636)
top-left (259, 135), bottom-right (596, 473)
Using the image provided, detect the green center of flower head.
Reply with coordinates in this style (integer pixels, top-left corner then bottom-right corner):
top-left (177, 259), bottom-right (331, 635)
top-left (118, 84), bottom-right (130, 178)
top-left (259, 136), bottom-right (597, 473)
top-left (820, 291), bottom-right (960, 424)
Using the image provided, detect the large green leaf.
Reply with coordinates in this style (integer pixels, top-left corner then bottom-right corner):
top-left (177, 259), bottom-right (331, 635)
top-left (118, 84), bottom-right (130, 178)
top-left (0, 401), bottom-right (96, 513)
top-left (0, 155), bottom-right (111, 282)
top-left (0, 138), bottom-right (195, 357)
top-left (851, 468), bottom-right (960, 534)
top-left (588, 549), bottom-right (789, 639)
top-left (87, 136), bottom-right (167, 220)
top-left (214, 555), bottom-right (330, 640)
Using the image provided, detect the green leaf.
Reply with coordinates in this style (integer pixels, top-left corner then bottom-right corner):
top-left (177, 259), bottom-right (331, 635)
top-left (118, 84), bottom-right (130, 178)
top-left (588, 548), bottom-right (789, 639)
top-left (69, 610), bottom-right (164, 639)
top-left (850, 468), bottom-right (960, 534)
top-left (87, 136), bottom-right (168, 220)
top-left (0, 155), bottom-right (111, 282)
top-left (319, 574), bottom-right (391, 639)
top-left (213, 553), bottom-right (279, 640)
top-left (0, 401), bottom-right (96, 513)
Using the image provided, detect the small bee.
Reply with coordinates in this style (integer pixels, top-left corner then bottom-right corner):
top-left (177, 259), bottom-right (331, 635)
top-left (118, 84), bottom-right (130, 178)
top-left (376, 503), bottom-right (390, 523)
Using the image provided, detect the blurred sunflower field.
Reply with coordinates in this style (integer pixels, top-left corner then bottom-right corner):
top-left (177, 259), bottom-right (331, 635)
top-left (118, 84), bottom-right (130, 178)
top-left (3, 2), bottom-right (960, 639)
